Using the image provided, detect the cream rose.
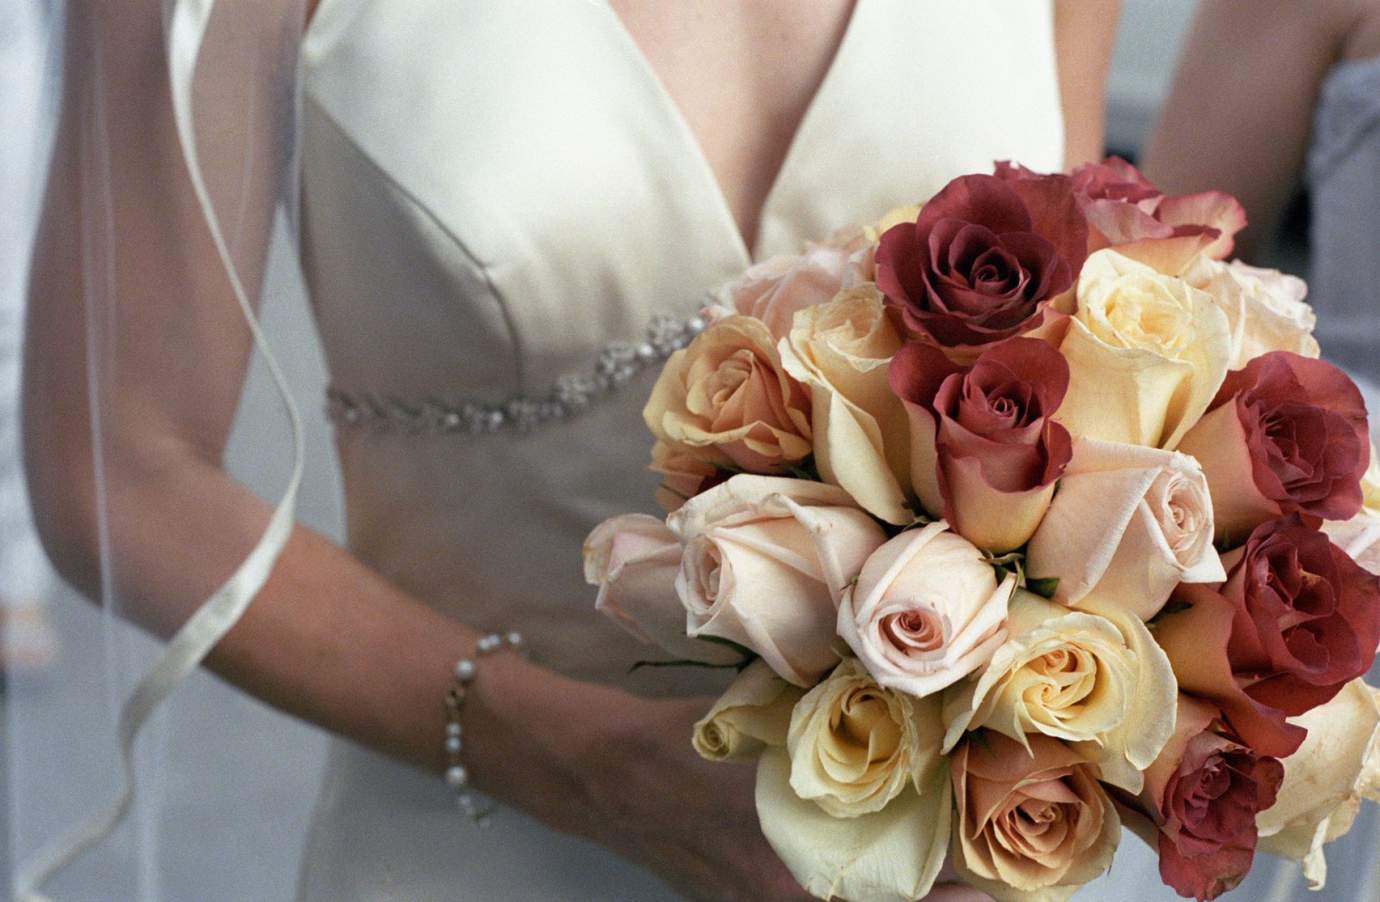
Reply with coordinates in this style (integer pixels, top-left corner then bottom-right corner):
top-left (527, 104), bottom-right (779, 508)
top-left (644, 316), bottom-right (811, 474)
top-left (668, 475), bottom-right (887, 686)
top-left (1257, 678), bottom-right (1380, 890)
top-left (942, 590), bottom-right (1177, 793)
top-left (693, 659), bottom-right (804, 762)
top-left (787, 657), bottom-right (945, 817)
top-left (838, 522), bottom-right (1015, 697)
top-left (582, 514), bottom-right (740, 664)
top-left (1056, 249), bottom-right (1231, 449)
top-left (779, 283), bottom-right (911, 524)
top-left (952, 732), bottom-right (1121, 898)
top-left (1184, 257), bottom-right (1320, 367)
top-left (1026, 438), bottom-right (1225, 620)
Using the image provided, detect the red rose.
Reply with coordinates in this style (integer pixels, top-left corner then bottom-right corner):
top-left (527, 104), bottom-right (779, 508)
top-left (1178, 351), bottom-right (1369, 542)
top-left (876, 173), bottom-right (1087, 354)
top-left (1155, 516), bottom-right (1380, 757)
top-left (889, 337), bottom-right (1072, 551)
top-left (1068, 157), bottom-right (1247, 273)
top-left (1139, 695), bottom-right (1284, 901)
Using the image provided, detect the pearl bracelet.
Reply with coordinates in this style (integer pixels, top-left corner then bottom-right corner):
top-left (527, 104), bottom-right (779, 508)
top-left (444, 630), bottom-right (525, 825)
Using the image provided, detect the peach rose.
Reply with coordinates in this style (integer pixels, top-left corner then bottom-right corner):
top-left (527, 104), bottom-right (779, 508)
top-left (837, 522), bottom-right (1015, 697)
top-left (787, 657), bottom-right (945, 817)
top-left (644, 316), bottom-right (812, 474)
top-left (1257, 678), bottom-right (1380, 890)
top-left (692, 659), bottom-right (804, 762)
top-left (1025, 438), bottom-right (1224, 620)
top-left (583, 514), bottom-right (741, 664)
top-left (951, 732), bottom-right (1120, 898)
top-left (1184, 257), bottom-right (1320, 368)
top-left (649, 440), bottom-right (724, 512)
top-left (668, 475), bottom-right (887, 686)
top-left (942, 590), bottom-right (1176, 793)
top-left (778, 283), bottom-right (911, 524)
top-left (1055, 249), bottom-right (1231, 449)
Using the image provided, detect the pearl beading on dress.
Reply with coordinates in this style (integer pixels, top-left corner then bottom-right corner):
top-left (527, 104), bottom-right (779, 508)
top-left (445, 630), bottom-right (526, 826)
top-left (326, 312), bottom-right (708, 435)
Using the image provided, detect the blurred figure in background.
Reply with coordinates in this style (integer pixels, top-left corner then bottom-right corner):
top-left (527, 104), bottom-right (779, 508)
top-left (0, 0), bottom-right (59, 673)
top-left (1144, 0), bottom-right (1380, 380)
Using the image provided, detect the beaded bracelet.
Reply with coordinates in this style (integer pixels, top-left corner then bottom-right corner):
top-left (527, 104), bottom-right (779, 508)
top-left (444, 630), bottom-right (525, 825)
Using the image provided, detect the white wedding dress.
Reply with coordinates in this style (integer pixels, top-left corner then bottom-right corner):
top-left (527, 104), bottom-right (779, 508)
top-left (293, 1), bottom-right (1070, 898)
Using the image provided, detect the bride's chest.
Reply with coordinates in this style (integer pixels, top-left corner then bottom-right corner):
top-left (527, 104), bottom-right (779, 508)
top-left (298, 0), bottom-right (1065, 422)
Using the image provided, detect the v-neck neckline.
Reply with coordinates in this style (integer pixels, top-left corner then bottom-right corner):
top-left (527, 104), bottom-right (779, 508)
top-left (598, 0), bottom-right (864, 265)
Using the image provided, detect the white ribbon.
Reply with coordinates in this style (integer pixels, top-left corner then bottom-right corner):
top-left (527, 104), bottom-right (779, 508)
top-left (14, 1), bottom-right (303, 898)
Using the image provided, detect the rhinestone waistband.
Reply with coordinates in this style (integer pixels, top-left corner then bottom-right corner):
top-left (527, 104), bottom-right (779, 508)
top-left (325, 312), bottom-right (707, 435)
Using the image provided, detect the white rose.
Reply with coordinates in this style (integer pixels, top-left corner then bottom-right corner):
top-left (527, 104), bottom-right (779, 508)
top-left (1184, 257), bottom-right (1320, 367)
top-left (1026, 438), bottom-right (1225, 620)
top-left (669, 475), bottom-right (887, 686)
top-left (693, 659), bottom-right (804, 762)
top-left (838, 522), bottom-right (1015, 697)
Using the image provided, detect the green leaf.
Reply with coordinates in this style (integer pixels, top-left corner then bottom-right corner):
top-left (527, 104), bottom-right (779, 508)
top-left (1025, 576), bottom-right (1060, 599)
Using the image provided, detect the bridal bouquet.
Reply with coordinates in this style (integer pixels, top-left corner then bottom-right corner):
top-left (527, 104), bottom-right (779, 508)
top-left (583, 159), bottom-right (1380, 901)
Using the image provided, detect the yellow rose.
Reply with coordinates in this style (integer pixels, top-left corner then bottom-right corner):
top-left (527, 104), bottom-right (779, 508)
top-left (644, 316), bottom-right (812, 473)
top-left (942, 590), bottom-right (1177, 793)
top-left (779, 284), bottom-right (911, 524)
top-left (1257, 678), bottom-right (1380, 890)
top-left (1184, 257), bottom-right (1320, 368)
top-left (755, 657), bottom-right (951, 901)
top-left (692, 659), bottom-right (804, 762)
top-left (1056, 249), bottom-right (1230, 449)
top-left (786, 657), bottom-right (945, 817)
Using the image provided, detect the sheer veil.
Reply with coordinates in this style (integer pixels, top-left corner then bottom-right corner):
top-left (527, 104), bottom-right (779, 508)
top-left (13, 1), bottom-right (309, 898)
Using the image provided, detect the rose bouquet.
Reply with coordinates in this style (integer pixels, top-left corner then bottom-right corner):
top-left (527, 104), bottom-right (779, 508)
top-left (583, 159), bottom-right (1380, 901)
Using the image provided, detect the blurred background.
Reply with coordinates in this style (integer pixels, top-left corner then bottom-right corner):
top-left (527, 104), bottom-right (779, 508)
top-left (0, 1), bottom-right (1356, 900)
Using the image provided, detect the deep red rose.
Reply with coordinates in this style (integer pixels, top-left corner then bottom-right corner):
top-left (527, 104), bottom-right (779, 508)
top-left (876, 173), bottom-right (1087, 353)
top-left (1221, 515), bottom-right (1380, 713)
top-left (1067, 157), bottom-right (1247, 272)
top-left (1140, 696), bottom-right (1284, 901)
top-left (1178, 351), bottom-right (1369, 541)
top-left (889, 337), bottom-right (1072, 551)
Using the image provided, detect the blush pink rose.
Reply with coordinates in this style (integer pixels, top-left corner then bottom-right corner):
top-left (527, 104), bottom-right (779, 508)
top-left (1177, 351), bottom-right (1369, 543)
top-left (711, 233), bottom-right (870, 341)
top-left (876, 172), bottom-right (1087, 355)
top-left (889, 337), bottom-right (1072, 552)
top-left (1139, 695), bottom-right (1284, 901)
top-left (1066, 156), bottom-right (1247, 273)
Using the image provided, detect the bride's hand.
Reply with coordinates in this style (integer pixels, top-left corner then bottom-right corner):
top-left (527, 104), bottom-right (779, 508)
top-left (551, 692), bottom-right (989, 902)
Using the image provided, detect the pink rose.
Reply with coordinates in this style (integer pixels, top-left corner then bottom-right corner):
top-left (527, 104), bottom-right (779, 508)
top-left (582, 514), bottom-right (740, 664)
top-left (876, 172), bottom-right (1087, 355)
top-left (711, 238), bottom-right (862, 341)
top-left (1067, 157), bottom-right (1247, 273)
top-left (889, 337), bottom-right (1072, 552)
top-left (837, 522), bottom-right (1016, 696)
top-left (1177, 352), bottom-right (1369, 543)
top-left (1139, 695), bottom-right (1284, 901)
top-left (668, 475), bottom-right (887, 686)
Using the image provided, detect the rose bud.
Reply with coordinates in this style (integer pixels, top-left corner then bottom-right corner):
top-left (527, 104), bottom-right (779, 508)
top-left (1067, 156), bottom-right (1247, 273)
top-left (1177, 351), bottom-right (1369, 543)
top-left (951, 731), bottom-right (1120, 896)
top-left (1257, 678), bottom-right (1380, 890)
top-left (1026, 438), bottom-right (1224, 621)
top-left (890, 337), bottom-right (1073, 552)
top-left (1136, 695), bottom-right (1284, 902)
top-left (837, 522), bottom-right (1015, 697)
top-left (692, 659), bottom-right (804, 762)
top-left (667, 475), bottom-right (887, 686)
top-left (779, 284), bottom-right (911, 525)
top-left (583, 513), bottom-right (741, 665)
top-left (643, 315), bottom-right (812, 475)
top-left (1155, 516), bottom-right (1380, 757)
top-left (875, 172), bottom-right (1087, 357)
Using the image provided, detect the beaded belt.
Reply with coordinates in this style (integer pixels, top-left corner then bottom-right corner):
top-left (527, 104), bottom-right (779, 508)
top-left (325, 311), bottom-right (707, 435)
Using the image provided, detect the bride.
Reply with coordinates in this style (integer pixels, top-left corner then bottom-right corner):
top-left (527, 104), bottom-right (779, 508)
top-left (23, 1), bottom-right (1119, 898)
